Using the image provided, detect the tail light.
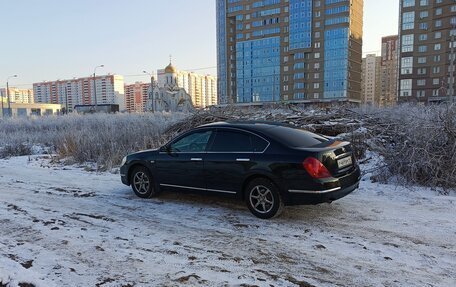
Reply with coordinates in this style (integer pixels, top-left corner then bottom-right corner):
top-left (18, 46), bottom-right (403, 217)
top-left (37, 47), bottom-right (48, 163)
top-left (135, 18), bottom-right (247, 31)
top-left (303, 157), bottom-right (332, 179)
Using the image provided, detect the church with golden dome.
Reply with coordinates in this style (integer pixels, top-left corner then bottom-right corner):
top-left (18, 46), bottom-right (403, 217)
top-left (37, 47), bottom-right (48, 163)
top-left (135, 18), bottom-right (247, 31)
top-left (157, 60), bottom-right (217, 109)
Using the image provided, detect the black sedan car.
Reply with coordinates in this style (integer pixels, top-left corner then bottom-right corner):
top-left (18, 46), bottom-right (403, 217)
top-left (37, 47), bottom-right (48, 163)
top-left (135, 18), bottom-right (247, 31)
top-left (120, 122), bottom-right (360, 219)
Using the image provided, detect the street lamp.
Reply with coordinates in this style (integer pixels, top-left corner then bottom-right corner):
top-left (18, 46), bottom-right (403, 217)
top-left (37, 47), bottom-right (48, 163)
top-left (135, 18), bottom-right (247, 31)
top-left (267, 59), bottom-right (276, 103)
top-left (143, 70), bottom-right (155, 113)
top-left (4, 75), bottom-right (18, 118)
top-left (93, 65), bottom-right (104, 110)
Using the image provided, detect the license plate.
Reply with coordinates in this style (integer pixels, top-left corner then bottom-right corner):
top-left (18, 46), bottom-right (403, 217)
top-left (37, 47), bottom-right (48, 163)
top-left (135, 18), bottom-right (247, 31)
top-left (337, 156), bottom-right (353, 169)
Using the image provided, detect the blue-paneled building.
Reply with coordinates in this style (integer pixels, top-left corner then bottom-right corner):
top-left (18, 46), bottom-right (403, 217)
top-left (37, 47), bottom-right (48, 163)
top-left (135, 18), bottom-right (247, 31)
top-left (216, 0), bottom-right (363, 105)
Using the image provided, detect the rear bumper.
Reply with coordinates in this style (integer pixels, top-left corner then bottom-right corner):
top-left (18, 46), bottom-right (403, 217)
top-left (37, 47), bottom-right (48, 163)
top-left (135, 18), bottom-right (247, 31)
top-left (287, 181), bottom-right (359, 205)
top-left (285, 166), bottom-right (361, 206)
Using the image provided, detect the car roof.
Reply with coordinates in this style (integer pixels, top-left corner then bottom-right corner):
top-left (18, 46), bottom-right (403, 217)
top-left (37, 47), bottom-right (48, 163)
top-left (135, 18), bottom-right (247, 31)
top-left (199, 121), bottom-right (293, 132)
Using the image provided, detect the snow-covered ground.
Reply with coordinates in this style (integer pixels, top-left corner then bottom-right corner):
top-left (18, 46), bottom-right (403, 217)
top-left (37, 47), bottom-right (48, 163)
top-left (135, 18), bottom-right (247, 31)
top-left (0, 156), bottom-right (455, 287)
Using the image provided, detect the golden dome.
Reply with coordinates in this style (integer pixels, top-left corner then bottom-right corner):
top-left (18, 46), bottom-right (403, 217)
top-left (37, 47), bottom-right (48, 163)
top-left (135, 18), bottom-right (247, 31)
top-left (165, 63), bottom-right (177, 74)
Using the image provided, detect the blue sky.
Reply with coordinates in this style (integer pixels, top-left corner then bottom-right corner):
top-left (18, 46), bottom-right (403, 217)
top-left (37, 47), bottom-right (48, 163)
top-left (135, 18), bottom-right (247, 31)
top-left (0, 0), bottom-right (399, 88)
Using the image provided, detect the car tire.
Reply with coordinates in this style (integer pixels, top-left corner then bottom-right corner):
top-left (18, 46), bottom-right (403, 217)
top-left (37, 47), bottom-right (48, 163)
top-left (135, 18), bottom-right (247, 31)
top-left (245, 178), bottom-right (284, 219)
top-left (130, 166), bottom-right (158, 198)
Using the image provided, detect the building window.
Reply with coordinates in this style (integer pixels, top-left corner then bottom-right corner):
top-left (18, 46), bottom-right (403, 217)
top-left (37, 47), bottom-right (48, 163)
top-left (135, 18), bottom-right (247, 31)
top-left (420, 0), bottom-right (428, 6)
top-left (294, 73), bottom-right (305, 80)
top-left (418, 57), bottom-right (427, 64)
top-left (294, 83), bottom-right (305, 89)
top-left (402, 34), bottom-right (414, 52)
top-left (419, 11), bottom-right (428, 18)
top-left (416, 91), bottom-right (425, 97)
top-left (400, 79), bottom-right (412, 97)
top-left (401, 57), bottom-right (413, 74)
top-left (402, 12), bottom-right (415, 30)
top-left (403, 0), bottom-right (415, 7)
top-left (419, 22), bottom-right (428, 30)
top-left (434, 44), bottom-right (441, 51)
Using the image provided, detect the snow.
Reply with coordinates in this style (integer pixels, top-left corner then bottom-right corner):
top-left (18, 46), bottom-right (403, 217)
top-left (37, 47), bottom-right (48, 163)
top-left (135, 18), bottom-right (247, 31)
top-left (0, 155), bottom-right (455, 287)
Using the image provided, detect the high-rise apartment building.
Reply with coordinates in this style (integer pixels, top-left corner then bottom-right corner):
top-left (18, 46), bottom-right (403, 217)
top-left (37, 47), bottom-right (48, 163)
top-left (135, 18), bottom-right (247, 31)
top-left (381, 35), bottom-right (399, 107)
top-left (216, 0), bottom-right (364, 105)
top-left (0, 87), bottom-right (34, 104)
top-left (361, 54), bottom-right (381, 106)
top-left (398, 0), bottom-right (456, 103)
top-left (157, 63), bottom-right (217, 108)
top-left (124, 82), bottom-right (150, 113)
top-left (33, 75), bottom-right (125, 112)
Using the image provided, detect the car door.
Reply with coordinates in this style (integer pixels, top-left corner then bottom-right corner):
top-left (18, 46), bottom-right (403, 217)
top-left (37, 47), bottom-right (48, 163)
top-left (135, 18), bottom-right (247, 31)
top-left (204, 128), bottom-right (257, 195)
top-left (156, 129), bottom-right (213, 190)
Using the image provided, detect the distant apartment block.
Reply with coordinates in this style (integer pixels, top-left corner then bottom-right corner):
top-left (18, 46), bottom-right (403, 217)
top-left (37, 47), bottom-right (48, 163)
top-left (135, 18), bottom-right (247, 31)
top-left (0, 87), bottom-right (34, 104)
top-left (381, 35), bottom-right (399, 106)
top-left (157, 63), bottom-right (217, 108)
top-left (33, 75), bottom-right (125, 112)
top-left (216, 0), bottom-right (364, 105)
top-left (398, 0), bottom-right (456, 103)
top-left (361, 54), bottom-right (382, 106)
top-left (124, 82), bottom-right (150, 113)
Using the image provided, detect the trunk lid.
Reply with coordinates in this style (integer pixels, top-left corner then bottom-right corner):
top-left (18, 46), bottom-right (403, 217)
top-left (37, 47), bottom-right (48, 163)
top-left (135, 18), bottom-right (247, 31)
top-left (295, 139), bottom-right (356, 178)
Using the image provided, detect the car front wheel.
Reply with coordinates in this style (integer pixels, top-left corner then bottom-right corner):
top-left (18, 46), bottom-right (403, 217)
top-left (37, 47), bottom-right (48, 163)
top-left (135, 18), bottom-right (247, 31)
top-left (245, 178), bottom-right (284, 219)
top-left (130, 166), bottom-right (158, 198)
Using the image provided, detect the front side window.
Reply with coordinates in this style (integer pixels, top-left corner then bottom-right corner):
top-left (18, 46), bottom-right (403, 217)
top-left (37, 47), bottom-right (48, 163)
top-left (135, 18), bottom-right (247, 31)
top-left (170, 130), bottom-right (212, 152)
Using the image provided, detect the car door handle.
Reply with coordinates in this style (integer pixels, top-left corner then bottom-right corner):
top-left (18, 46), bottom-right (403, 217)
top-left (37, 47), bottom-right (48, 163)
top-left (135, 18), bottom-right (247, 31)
top-left (191, 158), bottom-right (203, 161)
top-left (236, 158), bottom-right (250, 162)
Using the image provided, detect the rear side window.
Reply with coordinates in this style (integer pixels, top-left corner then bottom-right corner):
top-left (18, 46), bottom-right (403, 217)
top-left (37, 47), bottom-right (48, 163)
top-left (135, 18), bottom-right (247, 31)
top-left (252, 134), bottom-right (268, 152)
top-left (266, 126), bottom-right (328, 148)
top-left (209, 130), bottom-right (253, 152)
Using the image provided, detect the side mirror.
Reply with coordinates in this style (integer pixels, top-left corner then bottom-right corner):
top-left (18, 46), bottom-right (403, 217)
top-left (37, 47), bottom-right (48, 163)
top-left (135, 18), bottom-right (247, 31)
top-left (159, 145), bottom-right (168, 153)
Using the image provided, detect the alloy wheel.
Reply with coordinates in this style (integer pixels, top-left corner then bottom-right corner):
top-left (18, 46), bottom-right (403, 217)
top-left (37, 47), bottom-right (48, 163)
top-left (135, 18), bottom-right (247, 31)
top-left (133, 172), bottom-right (150, 195)
top-left (249, 185), bottom-right (274, 214)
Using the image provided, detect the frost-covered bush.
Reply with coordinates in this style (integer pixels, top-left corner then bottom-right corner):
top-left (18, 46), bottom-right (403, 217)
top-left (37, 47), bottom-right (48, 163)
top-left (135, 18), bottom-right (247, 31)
top-left (367, 105), bottom-right (456, 189)
top-left (0, 113), bottom-right (187, 169)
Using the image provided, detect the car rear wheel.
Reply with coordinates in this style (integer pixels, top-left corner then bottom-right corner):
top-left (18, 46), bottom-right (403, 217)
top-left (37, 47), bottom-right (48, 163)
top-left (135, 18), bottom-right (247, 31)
top-left (245, 178), bottom-right (283, 219)
top-left (130, 166), bottom-right (158, 198)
